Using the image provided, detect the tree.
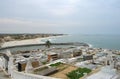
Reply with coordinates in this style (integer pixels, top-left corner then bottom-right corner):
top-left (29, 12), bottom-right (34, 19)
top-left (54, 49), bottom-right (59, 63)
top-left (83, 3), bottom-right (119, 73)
top-left (45, 40), bottom-right (51, 48)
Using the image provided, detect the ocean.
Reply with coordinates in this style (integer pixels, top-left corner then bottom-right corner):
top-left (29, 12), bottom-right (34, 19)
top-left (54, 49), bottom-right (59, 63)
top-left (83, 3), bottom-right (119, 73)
top-left (50, 34), bottom-right (120, 50)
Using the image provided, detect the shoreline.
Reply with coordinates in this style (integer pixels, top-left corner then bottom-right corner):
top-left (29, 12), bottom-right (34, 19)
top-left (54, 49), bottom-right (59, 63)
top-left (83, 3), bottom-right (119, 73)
top-left (0, 35), bottom-right (68, 48)
top-left (0, 35), bottom-right (90, 51)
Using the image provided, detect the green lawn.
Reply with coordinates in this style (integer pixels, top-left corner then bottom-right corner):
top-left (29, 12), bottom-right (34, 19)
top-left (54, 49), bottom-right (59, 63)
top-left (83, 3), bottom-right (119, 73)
top-left (49, 62), bottom-right (63, 67)
top-left (66, 68), bottom-right (91, 79)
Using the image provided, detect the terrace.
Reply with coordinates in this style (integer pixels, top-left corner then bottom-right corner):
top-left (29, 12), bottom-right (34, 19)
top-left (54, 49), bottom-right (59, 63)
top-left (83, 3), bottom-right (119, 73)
top-left (50, 64), bottom-right (77, 79)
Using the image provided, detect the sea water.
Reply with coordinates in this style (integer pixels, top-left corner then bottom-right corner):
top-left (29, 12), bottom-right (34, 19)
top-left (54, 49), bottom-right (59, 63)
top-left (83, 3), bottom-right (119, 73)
top-left (50, 34), bottom-right (120, 50)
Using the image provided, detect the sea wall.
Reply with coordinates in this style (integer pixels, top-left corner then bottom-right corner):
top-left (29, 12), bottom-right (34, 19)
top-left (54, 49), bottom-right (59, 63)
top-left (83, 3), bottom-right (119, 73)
top-left (0, 42), bottom-right (89, 51)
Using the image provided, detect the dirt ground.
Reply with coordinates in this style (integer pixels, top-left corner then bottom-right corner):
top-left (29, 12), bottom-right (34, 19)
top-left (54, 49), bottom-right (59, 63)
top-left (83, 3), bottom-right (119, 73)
top-left (50, 65), bottom-right (77, 79)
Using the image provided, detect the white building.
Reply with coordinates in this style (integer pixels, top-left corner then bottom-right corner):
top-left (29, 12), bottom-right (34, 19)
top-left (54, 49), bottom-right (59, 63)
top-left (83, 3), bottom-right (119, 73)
top-left (86, 66), bottom-right (119, 79)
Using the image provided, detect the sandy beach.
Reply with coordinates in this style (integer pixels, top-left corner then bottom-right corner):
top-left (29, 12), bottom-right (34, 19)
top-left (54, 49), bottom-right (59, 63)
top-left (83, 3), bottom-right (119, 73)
top-left (1, 35), bottom-right (63, 48)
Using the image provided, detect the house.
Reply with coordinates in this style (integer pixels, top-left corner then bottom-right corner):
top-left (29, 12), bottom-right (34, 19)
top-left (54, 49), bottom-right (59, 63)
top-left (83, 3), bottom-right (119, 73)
top-left (83, 54), bottom-right (93, 61)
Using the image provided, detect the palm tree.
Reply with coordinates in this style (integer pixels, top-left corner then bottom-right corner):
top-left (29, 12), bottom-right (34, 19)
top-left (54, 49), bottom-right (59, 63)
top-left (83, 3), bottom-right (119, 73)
top-left (45, 40), bottom-right (51, 48)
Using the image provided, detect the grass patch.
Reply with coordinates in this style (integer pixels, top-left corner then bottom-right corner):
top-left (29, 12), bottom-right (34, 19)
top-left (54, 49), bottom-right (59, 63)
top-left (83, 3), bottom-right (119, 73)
top-left (66, 68), bottom-right (91, 79)
top-left (49, 62), bottom-right (63, 67)
top-left (42, 61), bottom-right (47, 65)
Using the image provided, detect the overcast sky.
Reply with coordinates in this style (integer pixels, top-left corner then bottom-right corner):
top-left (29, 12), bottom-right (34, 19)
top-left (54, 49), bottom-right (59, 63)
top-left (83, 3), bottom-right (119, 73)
top-left (0, 0), bottom-right (120, 34)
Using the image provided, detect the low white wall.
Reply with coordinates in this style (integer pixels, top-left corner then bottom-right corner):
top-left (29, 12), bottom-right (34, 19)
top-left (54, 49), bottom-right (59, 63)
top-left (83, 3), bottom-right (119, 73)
top-left (11, 70), bottom-right (59, 79)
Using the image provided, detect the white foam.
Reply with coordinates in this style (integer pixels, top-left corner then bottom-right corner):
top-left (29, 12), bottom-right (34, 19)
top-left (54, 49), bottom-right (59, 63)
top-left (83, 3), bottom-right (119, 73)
top-left (88, 43), bottom-right (93, 48)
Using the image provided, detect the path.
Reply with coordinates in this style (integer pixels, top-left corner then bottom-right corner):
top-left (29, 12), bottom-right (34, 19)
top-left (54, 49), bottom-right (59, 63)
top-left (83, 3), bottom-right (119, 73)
top-left (0, 68), bottom-right (10, 79)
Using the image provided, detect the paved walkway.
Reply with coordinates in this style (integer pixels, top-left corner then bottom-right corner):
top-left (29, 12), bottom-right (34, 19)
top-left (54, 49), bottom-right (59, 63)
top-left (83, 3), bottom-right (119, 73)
top-left (116, 70), bottom-right (120, 79)
top-left (0, 68), bottom-right (10, 79)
